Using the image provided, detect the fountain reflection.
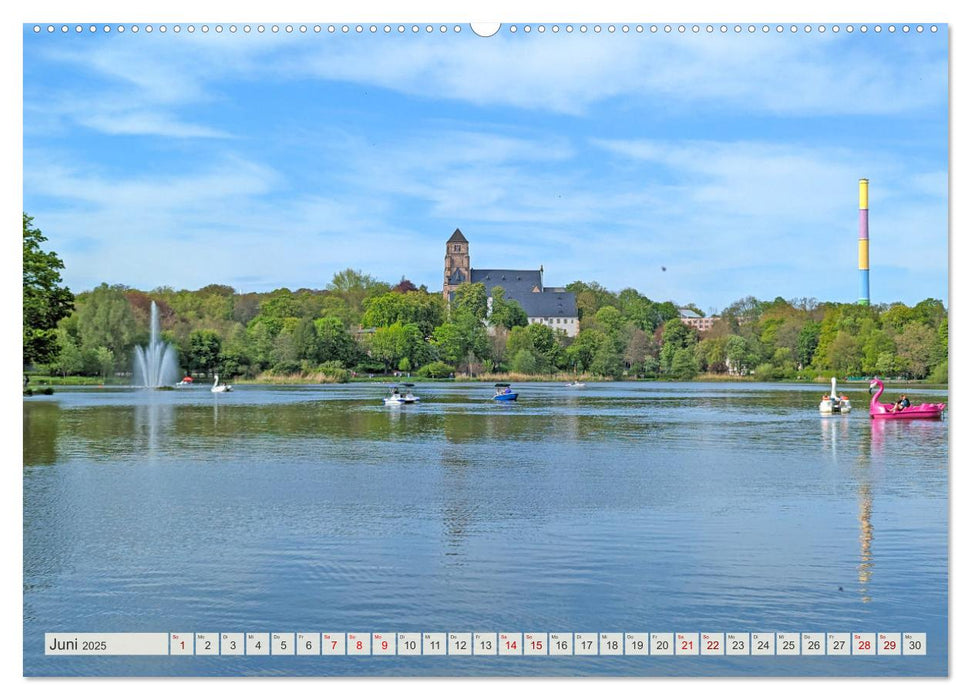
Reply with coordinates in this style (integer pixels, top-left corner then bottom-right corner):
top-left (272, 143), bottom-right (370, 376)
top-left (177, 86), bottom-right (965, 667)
top-left (134, 394), bottom-right (175, 458)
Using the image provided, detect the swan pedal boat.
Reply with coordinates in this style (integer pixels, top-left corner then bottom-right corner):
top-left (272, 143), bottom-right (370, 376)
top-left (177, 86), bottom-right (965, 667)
top-left (868, 378), bottom-right (944, 419)
top-left (819, 377), bottom-right (851, 414)
top-left (211, 374), bottom-right (232, 393)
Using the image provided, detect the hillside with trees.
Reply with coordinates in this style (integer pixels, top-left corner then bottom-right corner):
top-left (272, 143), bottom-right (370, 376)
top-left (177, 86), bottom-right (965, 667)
top-left (39, 275), bottom-right (948, 384)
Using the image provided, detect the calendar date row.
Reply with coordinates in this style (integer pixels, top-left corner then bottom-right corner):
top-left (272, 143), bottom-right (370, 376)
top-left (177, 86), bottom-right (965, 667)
top-left (46, 632), bottom-right (927, 656)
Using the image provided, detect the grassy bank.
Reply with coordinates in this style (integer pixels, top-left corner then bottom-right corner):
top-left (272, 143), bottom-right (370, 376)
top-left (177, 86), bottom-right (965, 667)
top-left (24, 374), bottom-right (113, 386)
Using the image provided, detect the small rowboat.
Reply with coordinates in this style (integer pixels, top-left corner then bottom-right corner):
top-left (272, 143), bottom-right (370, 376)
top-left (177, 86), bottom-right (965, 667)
top-left (869, 378), bottom-right (945, 419)
top-left (493, 383), bottom-right (518, 401)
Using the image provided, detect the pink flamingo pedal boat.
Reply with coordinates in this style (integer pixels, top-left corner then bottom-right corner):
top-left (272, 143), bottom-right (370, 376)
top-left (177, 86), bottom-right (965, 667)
top-left (868, 378), bottom-right (945, 419)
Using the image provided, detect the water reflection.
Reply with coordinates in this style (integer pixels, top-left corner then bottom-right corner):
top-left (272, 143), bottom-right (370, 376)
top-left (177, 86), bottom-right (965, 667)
top-left (24, 399), bottom-right (62, 467)
top-left (134, 395), bottom-right (175, 458)
top-left (23, 383), bottom-right (949, 676)
top-left (857, 478), bottom-right (874, 604)
top-left (819, 416), bottom-right (851, 463)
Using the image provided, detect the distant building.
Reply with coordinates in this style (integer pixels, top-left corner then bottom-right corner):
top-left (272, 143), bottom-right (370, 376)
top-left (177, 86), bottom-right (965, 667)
top-left (678, 308), bottom-right (719, 333)
top-left (443, 229), bottom-right (579, 337)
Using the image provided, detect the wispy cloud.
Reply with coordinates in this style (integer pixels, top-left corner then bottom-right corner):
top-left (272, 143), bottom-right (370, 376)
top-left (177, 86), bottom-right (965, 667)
top-left (22, 27), bottom-right (947, 309)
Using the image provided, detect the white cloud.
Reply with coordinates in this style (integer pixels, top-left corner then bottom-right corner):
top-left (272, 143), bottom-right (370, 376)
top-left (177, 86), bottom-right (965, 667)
top-left (27, 28), bottom-right (946, 135)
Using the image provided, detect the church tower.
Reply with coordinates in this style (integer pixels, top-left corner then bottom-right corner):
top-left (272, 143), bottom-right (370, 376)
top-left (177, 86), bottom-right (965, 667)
top-left (443, 228), bottom-right (470, 300)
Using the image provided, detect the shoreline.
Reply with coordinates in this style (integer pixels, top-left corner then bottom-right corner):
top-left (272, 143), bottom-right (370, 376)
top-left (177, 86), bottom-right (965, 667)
top-left (25, 371), bottom-right (946, 389)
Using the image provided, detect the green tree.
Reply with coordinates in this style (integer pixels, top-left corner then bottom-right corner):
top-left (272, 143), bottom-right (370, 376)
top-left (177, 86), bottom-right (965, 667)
top-left (188, 330), bottom-right (223, 374)
top-left (624, 329), bottom-right (652, 373)
top-left (796, 321), bottom-right (821, 369)
top-left (566, 329), bottom-right (607, 372)
top-left (450, 282), bottom-right (489, 322)
top-left (670, 347), bottom-right (699, 381)
top-left (94, 346), bottom-right (115, 382)
top-left (23, 213), bottom-right (74, 366)
top-left (48, 327), bottom-right (83, 376)
top-left (362, 290), bottom-right (445, 336)
top-left (594, 305), bottom-right (625, 337)
top-left (726, 335), bottom-right (756, 375)
top-left (510, 348), bottom-right (541, 374)
top-left (293, 317), bottom-right (320, 363)
top-left (327, 268), bottom-right (389, 321)
top-left (826, 330), bottom-right (863, 376)
top-left (895, 322), bottom-right (937, 379)
top-left (76, 284), bottom-right (137, 357)
top-left (659, 319), bottom-right (697, 375)
top-left (315, 317), bottom-right (358, 366)
top-left (270, 328), bottom-right (300, 371)
top-left (488, 286), bottom-right (528, 330)
top-left (860, 329), bottom-right (895, 375)
top-left (590, 342), bottom-right (624, 378)
top-left (369, 322), bottom-right (427, 370)
top-left (219, 326), bottom-right (251, 378)
top-left (431, 322), bottom-right (467, 366)
top-left (695, 335), bottom-right (728, 374)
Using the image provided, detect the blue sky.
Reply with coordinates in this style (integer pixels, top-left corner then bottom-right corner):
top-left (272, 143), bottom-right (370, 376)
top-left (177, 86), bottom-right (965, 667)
top-left (22, 22), bottom-right (948, 313)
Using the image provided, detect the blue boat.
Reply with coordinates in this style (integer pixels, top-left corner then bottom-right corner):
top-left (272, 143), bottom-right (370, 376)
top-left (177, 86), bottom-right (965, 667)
top-left (493, 383), bottom-right (518, 401)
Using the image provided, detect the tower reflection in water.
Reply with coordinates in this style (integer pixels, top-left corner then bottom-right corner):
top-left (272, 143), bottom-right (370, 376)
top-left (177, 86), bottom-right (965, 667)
top-left (821, 416), bottom-right (872, 604)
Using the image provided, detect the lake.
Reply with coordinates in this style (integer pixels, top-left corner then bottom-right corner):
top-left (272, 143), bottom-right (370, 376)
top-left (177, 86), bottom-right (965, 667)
top-left (22, 381), bottom-right (948, 676)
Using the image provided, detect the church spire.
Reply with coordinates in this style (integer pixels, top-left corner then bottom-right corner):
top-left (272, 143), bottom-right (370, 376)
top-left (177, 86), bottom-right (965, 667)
top-left (443, 228), bottom-right (471, 300)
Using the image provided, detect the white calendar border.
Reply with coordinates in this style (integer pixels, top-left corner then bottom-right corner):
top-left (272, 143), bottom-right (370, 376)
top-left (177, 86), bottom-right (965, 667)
top-left (7, 0), bottom-right (964, 699)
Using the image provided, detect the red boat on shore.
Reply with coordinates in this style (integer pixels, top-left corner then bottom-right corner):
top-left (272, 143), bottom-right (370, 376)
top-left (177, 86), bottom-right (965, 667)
top-left (869, 378), bottom-right (945, 419)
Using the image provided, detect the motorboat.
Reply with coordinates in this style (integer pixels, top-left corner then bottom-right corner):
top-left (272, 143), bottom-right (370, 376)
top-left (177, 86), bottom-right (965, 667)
top-left (211, 374), bottom-right (232, 393)
top-left (868, 377), bottom-right (945, 419)
top-left (566, 381), bottom-right (586, 388)
top-left (819, 377), bottom-right (851, 414)
top-left (384, 384), bottom-right (419, 406)
top-left (493, 383), bottom-right (518, 401)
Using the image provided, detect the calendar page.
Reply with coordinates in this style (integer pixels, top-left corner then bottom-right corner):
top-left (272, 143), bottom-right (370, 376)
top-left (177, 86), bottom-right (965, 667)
top-left (21, 8), bottom-right (950, 681)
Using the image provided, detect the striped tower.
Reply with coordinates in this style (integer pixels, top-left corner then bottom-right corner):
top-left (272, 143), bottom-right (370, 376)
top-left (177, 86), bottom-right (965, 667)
top-left (858, 178), bottom-right (870, 306)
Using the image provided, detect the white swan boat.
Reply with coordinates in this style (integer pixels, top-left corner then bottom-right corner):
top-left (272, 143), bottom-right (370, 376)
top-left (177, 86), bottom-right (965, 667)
top-left (819, 377), bottom-right (850, 414)
top-left (211, 374), bottom-right (233, 393)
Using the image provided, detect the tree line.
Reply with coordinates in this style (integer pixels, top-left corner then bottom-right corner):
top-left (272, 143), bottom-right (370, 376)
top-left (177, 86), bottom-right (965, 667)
top-left (24, 214), bottom-right (948, 383)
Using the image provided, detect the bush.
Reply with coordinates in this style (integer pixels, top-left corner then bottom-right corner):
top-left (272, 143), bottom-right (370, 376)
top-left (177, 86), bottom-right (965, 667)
top-left (317, 360), bottom-right (351, 383)
top-left (510, 349), bottom-right (540, 375)
top-left (416, 361), bottom-right (455, 379)
top-left (753, 363), bottom-right (782, 381)
top-left (271, 360), bottom-right (302, 375)
top-left (928, 359), bottom-right (947, 384)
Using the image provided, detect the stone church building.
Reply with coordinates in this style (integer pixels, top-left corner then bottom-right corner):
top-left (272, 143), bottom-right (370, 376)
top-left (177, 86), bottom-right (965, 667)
top-left (443, 228), bottom-right (579, 337)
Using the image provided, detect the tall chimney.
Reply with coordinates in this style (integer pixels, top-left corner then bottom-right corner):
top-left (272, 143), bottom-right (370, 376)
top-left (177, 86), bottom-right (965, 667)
top-left (858, 178), bottom-right (870, 306)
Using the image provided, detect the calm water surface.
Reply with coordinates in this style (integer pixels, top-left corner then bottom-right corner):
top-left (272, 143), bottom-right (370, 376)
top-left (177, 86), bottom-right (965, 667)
top-left (23, 382), bottom-right (948, 676)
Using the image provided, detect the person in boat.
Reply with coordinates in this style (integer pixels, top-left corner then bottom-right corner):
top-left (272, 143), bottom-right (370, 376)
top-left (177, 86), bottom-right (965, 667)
top-left (900, 395), bottom-right (911, 408)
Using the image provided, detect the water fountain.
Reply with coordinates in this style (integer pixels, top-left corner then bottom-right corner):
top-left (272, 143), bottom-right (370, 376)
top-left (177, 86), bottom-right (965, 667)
top-left (133, 301), bottom-right (179, 388)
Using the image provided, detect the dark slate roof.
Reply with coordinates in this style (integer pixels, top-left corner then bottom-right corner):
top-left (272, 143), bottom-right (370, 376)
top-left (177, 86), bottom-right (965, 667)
top-left (516, 291), bottom-right (578, 319)
top-left (470, 268), bottom-right (577, 318)
top-left (447, 228), bottom-right (468, 244)
top-left (470, 269), bottom-right (543, 299)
